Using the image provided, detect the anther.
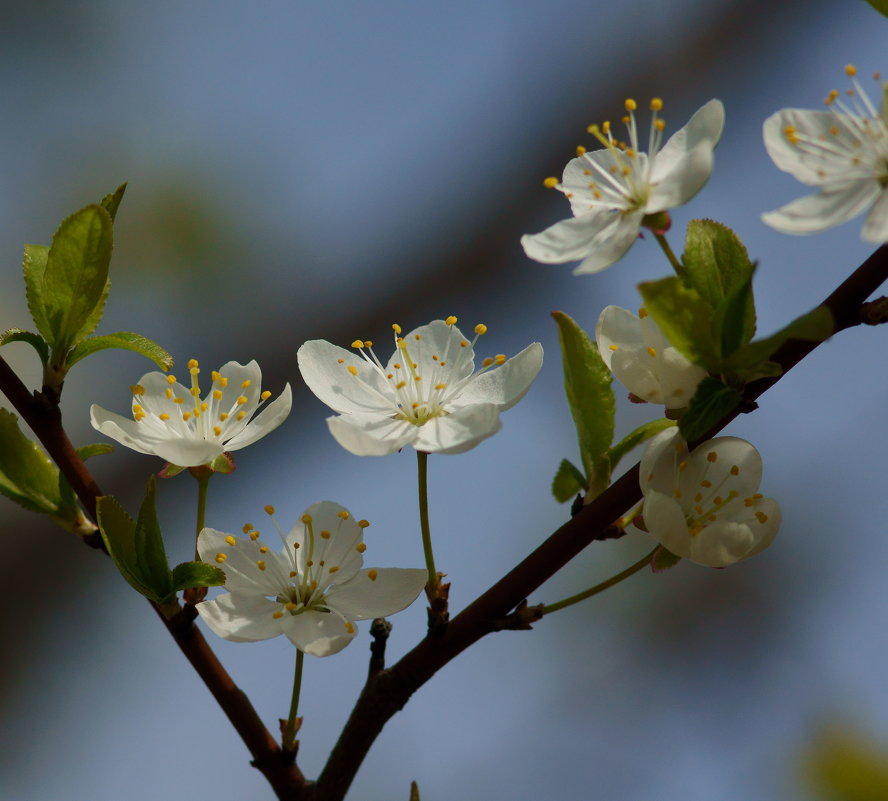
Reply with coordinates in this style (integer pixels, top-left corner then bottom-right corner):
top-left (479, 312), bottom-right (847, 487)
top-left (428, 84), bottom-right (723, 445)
top-left (166, 375), bottom-right (177, 385)
top-left (730, 465), bottom-right (739, 476)
top-left (650, 98), bottom-right (663, 111)
top-left (265, 505), bottom-right (276, 515)
top-left (392, 323), bottom-right (402, 333)
top-left (494, 354), bottom-right (506, 365)
top-left (445, 315), bottom-right (457, 325)
top-left (638, 307), bottom-right (648, 318)
top-left (130, 384), bottom-right (145, 395)
top-left (845, 64), bottom-right (857, 77)
top-left (242, 524), bottom-right (253, 534)
top-left (320, 530), bottom-right (331, 539)
top-left (351, 340), bottom-right (364, 348)
top-left (367, 569), bottom-right (378, 581)
top-left (257, 560), bottom-right (266, 571)
top-left (215, 553), bottom-right (227, 563)
top-left (706, 452), bottom-right (718, 462)
top-left (356, 543), bottom-right (367, 553)
top-left (543, 177), bottom-right (559, 188)
top-left (474, 323), bottom-right (487, 335)
top-left (337, 510), bottom-right (350, 520)
top-left (159, 413), bottom-right (170, 421)
top-left (358, 520), bottom-right (370, 528)
top-left (624, 98), bottom-right (637, 111)
top-left (272, 611), bottom-right (284, 619)
top-left (576, 145), bottom-right (586, 156)
top-left (647, 346), bottom-right (657, 357)
top-left (225, 535), bottom-right (236, 546)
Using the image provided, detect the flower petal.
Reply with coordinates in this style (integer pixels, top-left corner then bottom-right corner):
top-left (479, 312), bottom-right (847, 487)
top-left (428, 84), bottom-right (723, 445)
top-left (224, 382), bottom-right (292, 450)
top-left (326, 413), bottom-right (417, 456)
top-left (742, 497), bottom-right (781, 558)
top-left (389, 321), bottom-right (475, 382)
top-left (197, 528), bottom-right (288, 596)
top-left (197, 593), bottom-right (282, 642)
top-left (762, 181), bottom-right (881, 235)
top-left (862, 187), bottom-right (888, 243)
top-left (642, 490), bottom-right (693, 558)
top-left (521, 212), bottom-right (618, 265)
top-left (90, 404), bottom-right (163, 457)
top-left (647, 139), bottom-right (716, 211)
top-left (280, 610), bottom-right (357, 657)
top-left (640, 427), bottom-right (685, 495)
top-left (688, 520), bottom-right (756, 567)
top-left (412, 403), bottom-right (502, 454)
top-left (573, 211), bottom-right (645, 274)
top-left (453, 343), bottom-right (543, 411)
top-left (610, 347), bottom-right (661, 403)
top-left (326, 568), bottom-right (428, 621)
top-left (297, 339), bottom-right (394, 415)
top-left (290, 501), bottom-right (364, 583)
top-left (595, 306), bottom-right (644, 370)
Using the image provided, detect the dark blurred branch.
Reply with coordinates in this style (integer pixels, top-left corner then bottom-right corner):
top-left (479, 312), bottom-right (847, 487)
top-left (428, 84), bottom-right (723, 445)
top-left (310, 245), bottom-right (888, 801)
top-left (0, 359), bottom-right (306, 798)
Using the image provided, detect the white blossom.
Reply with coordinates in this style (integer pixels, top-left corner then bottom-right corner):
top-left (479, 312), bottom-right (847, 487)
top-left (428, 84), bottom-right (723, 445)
top-left (521, 98), bottom-right (725, 274)
top-left (762, 65), bottom-right (888, 243)
top-left (90, 359), bottom-right (291, 467)
top-left (197, 501), bottom-right (427, 657)
top-left (596, 305), bottom-right (705, 408)
top-left (297, 318), bottom-right (542, 456)
top-left (637, 428), bottom-right (780, 567)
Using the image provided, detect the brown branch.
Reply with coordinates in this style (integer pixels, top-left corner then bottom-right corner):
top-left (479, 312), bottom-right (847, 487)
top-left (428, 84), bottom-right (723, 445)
top-left (0, 359), bottom-right (306, 798)
top-left (312, 245), bottom-right (888, 801)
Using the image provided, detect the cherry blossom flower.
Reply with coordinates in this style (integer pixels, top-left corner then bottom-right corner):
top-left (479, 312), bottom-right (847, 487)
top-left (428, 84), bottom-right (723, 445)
top-left (521, 98), bottom-right (725, 274)
top-left (196, 501), bottom-right (427, 657)
top-left (90, 359), bottom-right (291, 468)
top-left (297, 318), bottom-right (543, 456)
top-left (596, 305), bottom-right (706, 409)
top-left (762, 65), bottom-right (888, 243)
top-left (637, 428), bottom-right (780, 567)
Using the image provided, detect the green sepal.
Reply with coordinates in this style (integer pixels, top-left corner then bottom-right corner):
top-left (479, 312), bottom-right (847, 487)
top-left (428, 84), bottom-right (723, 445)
top-left (42, 204), bottom-right (114, 354)
top-left (67, 331), bottom-right (174, 370)
top-left (607, 418), bottom-right (676, 471)
top-left (637, 276), bottom-right (721, 371)
top-left (0, 408), bottom-right (65, 515)
top-left (551, 311), bottom-right (615, 481)
top-left (96, 479), bottom-right (174, 602)
top-left (552, 458), bottom-right (586, 503)
top-left (678, 377), bottom-right (743, 442)
top-left (207, 452), bottom-right (236, 474)
top-left (76, 443), bottom-right (114, 460)
top-left (864, 0), bottom-right (888, 18)
top-left (0, 328), bottom-right (49, 366)
top-left (170, 561), bottom-right (226, 594)
top-left (22, 244), bottom-right (52, 342)
top-left (651, 546), bottom-right (682, 573)
top-left (723, 306), bottom-right (834, 383)
top-left (100, 183), bottom-right (127, 222)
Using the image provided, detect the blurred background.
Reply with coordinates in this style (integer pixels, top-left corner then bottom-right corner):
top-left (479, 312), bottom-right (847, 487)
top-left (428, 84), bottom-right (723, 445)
top-left (1, 1), bottom-right (887, 799)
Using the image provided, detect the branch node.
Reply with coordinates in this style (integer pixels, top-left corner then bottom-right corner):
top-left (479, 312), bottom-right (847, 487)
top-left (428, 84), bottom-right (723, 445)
top-left (368, 617), bottom-right (393, 677)
top-left (860, 295), bottom-right (888, 326)
top-left (425, 576), bottom-right (450, 635)
top-left (492, 600), bottom-right (544, 631)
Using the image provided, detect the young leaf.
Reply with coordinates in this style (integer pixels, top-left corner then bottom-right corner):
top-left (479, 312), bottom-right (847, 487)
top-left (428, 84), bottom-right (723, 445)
top-left (76, 443), bottom-right (114, 460)
top-left (0, 328), bottom-right (49, 366)
top-left (67, 332), bottom-right (174, 370)
top-left (552, 458), bottom-right (586, 503)
top-left (22, 244), bottom-right (51, 342)
top-left (715, 270), bottom-right (756, 357)
top-left (170, 561), bottom-right (226, 593)
top-left (551, 311), bottom-right (615, 480)
top-left (864, 0), bottom-right (888, 18)
top-left (678, 377), bottom-right (743, 442)
top-left (0, 409), bottom-right (64, 515)
top-left (42, 205), bottom-right (113, 352)
top-left (97, 495), bottom-right (158, 599)
top-left (100, 183), bottom-right (127, 222)
top-left (681, 219), bottom-right (755, 309)
top-left (607, 418), bottom-right (675, 471)
top-left (637, 276), bottom-right (721, 370)
top-left (134, 476), bottom-right (174, 600)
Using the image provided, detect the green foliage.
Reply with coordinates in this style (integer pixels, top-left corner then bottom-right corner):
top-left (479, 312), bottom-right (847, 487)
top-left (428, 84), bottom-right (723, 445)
top-left (552, 458), bottom-right (586, 503)
top-left (76, 443), bottom-right (114, 460)
top-left (551, 311), bottom-right (615, 500)
top-left (607, 419), bottom-right (675, 471)
top-left (67, 331), bottom-right (173, 370)
top-left (863, 0), bottom-right (888, 17)
top-left (22, 244), bottom-right (52, 343)
top-left (805, 728), bottom-right (888, 801)
top-left (0, 328), bottom-right (49, 366)
top-left (97, 477), bottom-right (224, 605)
top-left (678, 377), bottom-right (743, 442)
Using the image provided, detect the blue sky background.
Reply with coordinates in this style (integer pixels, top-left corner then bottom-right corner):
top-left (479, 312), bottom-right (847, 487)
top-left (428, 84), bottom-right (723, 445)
top-left (1, 2), bottom-right (887, 800)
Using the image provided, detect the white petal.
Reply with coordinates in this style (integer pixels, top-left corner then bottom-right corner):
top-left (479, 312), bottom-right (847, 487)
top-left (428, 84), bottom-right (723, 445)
top-left (327, 413), bottom-right (417, 456)
top-left (224, 383), bottom-right (292, 450)
top-left (297, 340), bottom-right (394, 415)
top-left (90, 404), bottom-right (162, 456)
top-left (647, 139), bottom-right (716, 211)
top-left (762, 182), bottom-right (881, 235)
top-left (280, 610), bottom-right (357, 657)
top-left (653, 348), bottom-right (706, 409)
top-left (742, 497), bottom-right (781, 558)
top-left (521, 212), bottom-right (617, 265)
top-left (573, 211), bottom-right (645, 274)
top-left (390, 320), bottom-right (475, 382)
top-left (412, 403), bottom-right (502, 454)
top-left (692, 436), bottom-right (762, 498)
top-left (146, 437), bottom-right (224, 468)
top-left (595, 306), bottom-right (644, 371)
top-left (197, 593), bottom-right (281, 642)
top-left (862, 188), bottom-right (888, 243)
top-left (453, 343), bottom-right (543, 411)
top-left (640, 428), bottom-right (685, 495)
top-left (326, 568), bottom-right (428, 621)
top-left (291, 501), bottom-right (364, 584)
top-left (197, 528), bottom-right (287, 596)
top-left (610, 348), bottom-right (662, 403)
top-left (688, 520), bottom-right (756, 567)
top-left (642, 491), bottom-right (693, 559)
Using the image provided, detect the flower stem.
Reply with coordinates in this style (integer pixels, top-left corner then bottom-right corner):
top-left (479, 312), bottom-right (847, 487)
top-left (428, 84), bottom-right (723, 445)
top-left (654, 232), bottom-right (684, 277)
top-left (194, 472), bottom-right (212, 559)
top-left (283, 648), bottom-right (304, 750)
top-left (540, 547), bottom-right (658, 615)
top-left (416, 451), bottom-right (438, 589)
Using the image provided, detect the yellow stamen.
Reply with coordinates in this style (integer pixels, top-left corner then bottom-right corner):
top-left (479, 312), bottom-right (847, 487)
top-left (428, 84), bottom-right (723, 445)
top-left (543, 176), bottom-right (559, 188)
top-left (215, 553), bottom-right (227, 564)
top-left (356, 543), bottom-right (367, 553)
top-left (265, 505), bottom-right (276, 515)
top-left (445, 315), bottom-right (457, 325)
top-left (392, 323), bottom-right (402, 334)
top-left (257, 560), bottom-right (266, 571)
top-left (367, 569), bottom-right (378, 581)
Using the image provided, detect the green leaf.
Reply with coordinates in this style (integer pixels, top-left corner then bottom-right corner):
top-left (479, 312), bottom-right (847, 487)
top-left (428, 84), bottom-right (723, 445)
top-left (100, 183), bottom-right (127, 222)
top-left (864, 0), bottom-right (888, 18)
top-left (0, 328), bottom-right (49, 366)
top-left (170, 561), bottom-right (226, 593)
top-left (805, 728), bottom-right (888, 801)
top-left (76, 443), bottom-right (114, 460)
top-left (552, 311), bottom-right (615, 480)
top-left (67, 331), bottom-right (174, 370)
top-left (651, 546), bottom-right (682, 573)
top-left (678, 377), bottom-right (743, 442)
top-left (22, 244), bottom-right (51, 342)
top-left (724, 306), bottom-right (834, 383)
top-left (552, 458), bottom-right (586, 503)
top-left (681, 219), bottom-right (755, 310)
top-left (715, 271), bottom-right (756, 357)
top-left (42, 205), bottom-right (113, 352)
top-left (134, 476), bottom-right (173, 599)
top-left (607, 418), bottom-right (676, 470)
top-left (0, 409), bottom-right (64, 515)
top-left (637, 277), bottom-right (721, 370)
